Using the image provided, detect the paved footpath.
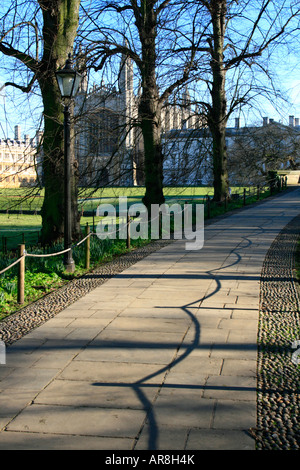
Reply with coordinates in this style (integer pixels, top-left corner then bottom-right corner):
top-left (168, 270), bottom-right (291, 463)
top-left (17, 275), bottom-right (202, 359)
top-left (0, 188), bottom-right (300, 451)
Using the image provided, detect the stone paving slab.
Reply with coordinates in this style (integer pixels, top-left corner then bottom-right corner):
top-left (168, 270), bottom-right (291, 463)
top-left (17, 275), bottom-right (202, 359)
top-left (59, 360), bottom-right (167, 383)
top-left (0, 188), bottom-right (300, 450)
top-left (6, 404), bottom-right (146, 438)
top-left (34, 379), bottom-right (157, 409)
top-left (185, 429), bottom-right (254, 450)
top-left (0, 432), bottom-right (134, 450)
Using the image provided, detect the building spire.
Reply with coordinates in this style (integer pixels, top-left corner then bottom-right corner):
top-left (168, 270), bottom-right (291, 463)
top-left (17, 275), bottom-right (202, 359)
top-left (119, 38), bottom-right (133, 95)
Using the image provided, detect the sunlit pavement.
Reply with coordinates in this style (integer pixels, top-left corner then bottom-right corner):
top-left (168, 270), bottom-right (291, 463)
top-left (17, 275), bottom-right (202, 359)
top-left (0, 187), bottom-right (300, 450)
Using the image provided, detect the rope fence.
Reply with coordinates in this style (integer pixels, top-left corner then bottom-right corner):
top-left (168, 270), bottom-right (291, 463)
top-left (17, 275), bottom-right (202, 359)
top-left (0, 217), bottom-right (134, 304)
top-left (204, 176), bottom-right (287, 219)
top-left (0, 176), bottom-right (288, 305)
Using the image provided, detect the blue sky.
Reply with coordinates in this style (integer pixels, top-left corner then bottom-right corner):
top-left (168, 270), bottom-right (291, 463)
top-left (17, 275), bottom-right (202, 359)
top-left (0, 0), bottom-right (299, 138)
top-left (235, 50), bottom-right (300, 127)
top-left (0, 49), bottom-right (298, 140)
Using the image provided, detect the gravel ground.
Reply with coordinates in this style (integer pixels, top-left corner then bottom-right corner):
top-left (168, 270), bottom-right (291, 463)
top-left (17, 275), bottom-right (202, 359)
top-left (254, 214), bottom-right (300, 450)
top-left (0, 208), bottom-right (299, 450)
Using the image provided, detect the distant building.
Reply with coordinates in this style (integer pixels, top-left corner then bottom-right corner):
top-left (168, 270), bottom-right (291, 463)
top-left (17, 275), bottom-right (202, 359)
top-left (0, 126), bottom-right (42, 188)
top-left (162, 128), bottom-right (213, 186)
top-left (162, 115), bottom-right (300, 186)
top-left (226, 116), bottom-right (300, 185)
top-left (74, 51), bottom-right (201, 187)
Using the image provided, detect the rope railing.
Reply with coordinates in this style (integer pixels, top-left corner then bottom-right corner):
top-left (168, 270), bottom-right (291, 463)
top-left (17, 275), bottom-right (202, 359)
top-left (0, 206), bottom-right (181, 305)
top-left (0, 255), bottom-right (25, 276)
top-left (204, 176), bottom-right (287, 219)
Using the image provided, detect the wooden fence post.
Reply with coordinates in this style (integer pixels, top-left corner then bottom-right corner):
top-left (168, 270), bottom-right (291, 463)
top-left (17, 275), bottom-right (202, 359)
top-left (85, 223), bottom-right (90, 270)
top-left (207, 196), bottom-right (211, 219)
top-left (18, 244), bottom-right (25, 304)
top-left (257, 185), bottom-right (260, 200)
top-left (243, 188), bottom-right (246, 206)
top-left (127, 214), bottom-right (131, 249)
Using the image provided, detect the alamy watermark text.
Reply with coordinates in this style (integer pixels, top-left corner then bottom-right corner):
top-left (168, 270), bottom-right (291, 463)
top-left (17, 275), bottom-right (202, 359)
top-left (96, 197), bottom-right (204, 251)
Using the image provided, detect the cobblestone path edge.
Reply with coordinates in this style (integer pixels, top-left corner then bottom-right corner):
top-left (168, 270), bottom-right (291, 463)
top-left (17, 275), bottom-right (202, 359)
top-left (254, 214), bottom-right (300, 450)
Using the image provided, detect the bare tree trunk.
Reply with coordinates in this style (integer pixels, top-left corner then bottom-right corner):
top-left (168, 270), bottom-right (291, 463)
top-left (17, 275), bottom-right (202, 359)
top-left (39, 76), bottom-right (65, 243)
top-left (197, 0), bottom-right (299, 201)
top-left (208, 0), bottom-right (229, 202)
top-left (139, 78), bottom-right (165, 209)
top-left (136, 1), bottom-right (165, 209)
top-left (38, 0), bottom-right (81, 244)
top-left (81, 0), bottom-right (195, 209)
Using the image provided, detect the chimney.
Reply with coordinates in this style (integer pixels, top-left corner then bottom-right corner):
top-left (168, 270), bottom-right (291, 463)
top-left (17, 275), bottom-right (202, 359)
top-left (289, 115), bottom-right (295, 127)
top-left (263, 117), bottom-right (269, 126)
top-left (235, 117), bottom-right (240, 129)
top-left (295, 118), bottom-right (299, 126)
top-left (14, 125), bottom-right (21, 141)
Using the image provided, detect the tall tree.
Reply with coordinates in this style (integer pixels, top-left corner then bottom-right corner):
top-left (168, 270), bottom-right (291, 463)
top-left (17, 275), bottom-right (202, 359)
top-left (228, 120), bottom-right (300, 185)
top-left (81, 0), bottom-right (198, 209)
top-left (0, 0), bottom-right (82, 244)
top-left (191, 0), bottom-right (300, 201)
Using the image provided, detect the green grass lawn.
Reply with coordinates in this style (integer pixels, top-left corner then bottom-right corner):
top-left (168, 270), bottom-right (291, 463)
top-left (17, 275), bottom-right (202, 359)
top-left (0, 185), bottom-right (250, 212)
top-left (0, 186), bottom-right (217, 252)
top-left (0, 213), bottom-right (42, 251)
top-left (0, 188), bottom-right (43, 211)
top-left (0, 185), bottom-right (267, 252)
top-left (0, 212), bottom-right (108, 251)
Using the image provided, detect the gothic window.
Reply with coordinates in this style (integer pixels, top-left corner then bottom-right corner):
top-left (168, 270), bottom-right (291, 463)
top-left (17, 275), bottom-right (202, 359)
top-left (88, 109), bottom-right (119, 156)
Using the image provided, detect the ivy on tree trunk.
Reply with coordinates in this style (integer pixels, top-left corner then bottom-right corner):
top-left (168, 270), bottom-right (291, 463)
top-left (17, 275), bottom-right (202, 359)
top-left (38, 0), bottom-right (81, 245)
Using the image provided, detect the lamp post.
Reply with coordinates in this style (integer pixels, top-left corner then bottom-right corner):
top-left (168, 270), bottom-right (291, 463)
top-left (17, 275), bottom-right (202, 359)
top-left (55, 54), bottom-right (81, 273)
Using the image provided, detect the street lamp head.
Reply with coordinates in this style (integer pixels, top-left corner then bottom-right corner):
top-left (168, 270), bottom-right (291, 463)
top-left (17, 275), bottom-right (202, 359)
top-left (55, 53), bottom-right (81, 99)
